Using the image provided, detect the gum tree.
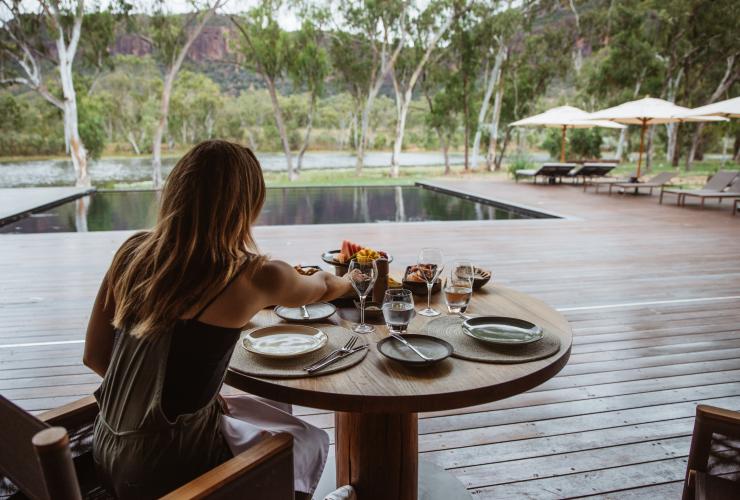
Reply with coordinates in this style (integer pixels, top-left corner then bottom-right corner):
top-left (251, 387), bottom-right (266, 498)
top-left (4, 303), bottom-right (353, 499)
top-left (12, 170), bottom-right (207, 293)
top-left (1, 0), bottom-right (90, 186)
top-left (231, 0), bottom-right (296, 179)
top-left (147, 0), bottom-right (223, 188)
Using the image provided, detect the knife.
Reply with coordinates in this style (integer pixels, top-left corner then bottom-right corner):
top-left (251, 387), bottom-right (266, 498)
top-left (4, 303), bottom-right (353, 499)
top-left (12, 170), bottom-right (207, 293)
top-left (301, 305), bottom-right (310, 319)
top-left (306, 344), bottom-right (367, 374)
top-left (390, 333), bottom-right (432, 361)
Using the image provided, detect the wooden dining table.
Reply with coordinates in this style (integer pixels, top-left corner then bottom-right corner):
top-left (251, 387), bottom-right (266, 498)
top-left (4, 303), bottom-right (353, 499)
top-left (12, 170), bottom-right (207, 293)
top-left (225, 284), bottom-right (572, 500)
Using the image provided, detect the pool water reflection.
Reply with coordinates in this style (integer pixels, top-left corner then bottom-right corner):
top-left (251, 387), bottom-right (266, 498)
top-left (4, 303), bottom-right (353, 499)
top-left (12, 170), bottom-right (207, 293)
top-left (0, 186), bottom-right (543, 234)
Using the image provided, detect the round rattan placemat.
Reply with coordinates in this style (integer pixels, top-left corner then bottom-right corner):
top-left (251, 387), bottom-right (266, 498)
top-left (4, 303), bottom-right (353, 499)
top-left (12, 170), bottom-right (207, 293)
top-left (422, 316), bottom-right (561, 364)
top-left (230, 324), bottom-right (368, 378)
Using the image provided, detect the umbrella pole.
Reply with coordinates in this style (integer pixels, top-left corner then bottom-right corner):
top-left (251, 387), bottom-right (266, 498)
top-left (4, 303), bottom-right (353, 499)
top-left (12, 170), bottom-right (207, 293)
top-left (560, 125), bottom-right (566, 163)
top-left (636, 120), bottom-right (647, 178)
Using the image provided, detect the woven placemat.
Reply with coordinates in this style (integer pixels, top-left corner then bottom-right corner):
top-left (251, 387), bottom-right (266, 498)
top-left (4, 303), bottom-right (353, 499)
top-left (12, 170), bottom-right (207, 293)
top-left (422, 316), bottom-right (561, 364)
top-left (230, 324), bottom-right (368, 378)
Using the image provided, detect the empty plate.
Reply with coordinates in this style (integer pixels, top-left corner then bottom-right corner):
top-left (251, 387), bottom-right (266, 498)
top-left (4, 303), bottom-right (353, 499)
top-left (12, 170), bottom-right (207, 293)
top-left (274, 302), bottom-right (337, 322)
top-left (377, 334), bottom-right (453, 366)
top-left (242, 325), bottom-right (328, 358)
top-left (462, 316), bottom-right (543, 345)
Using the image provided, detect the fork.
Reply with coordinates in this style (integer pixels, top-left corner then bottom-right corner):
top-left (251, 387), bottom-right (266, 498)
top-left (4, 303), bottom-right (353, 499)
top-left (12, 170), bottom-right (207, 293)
top-left (304, 336), bottom-right (358, 372)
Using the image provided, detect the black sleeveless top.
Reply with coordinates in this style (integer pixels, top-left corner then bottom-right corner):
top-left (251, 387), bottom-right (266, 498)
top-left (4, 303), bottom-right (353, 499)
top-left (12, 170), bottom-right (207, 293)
top-left (160, 270), bottom-right (244, 421)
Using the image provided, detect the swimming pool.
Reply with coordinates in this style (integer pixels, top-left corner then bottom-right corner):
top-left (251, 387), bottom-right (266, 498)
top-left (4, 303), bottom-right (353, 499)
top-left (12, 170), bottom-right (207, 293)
top-left (0, 185), bottom-right (553, 233)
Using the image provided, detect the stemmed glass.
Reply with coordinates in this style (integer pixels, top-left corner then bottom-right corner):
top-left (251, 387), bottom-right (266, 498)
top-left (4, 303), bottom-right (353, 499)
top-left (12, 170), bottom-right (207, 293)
top-left (444, 260), bottom-right (474, 314)
top-left (382, 289), bottom-right (415, 334)
top-left (417, 248), bottom-right (444, 317)
top-left (348, 259), bottom-right (378, 333)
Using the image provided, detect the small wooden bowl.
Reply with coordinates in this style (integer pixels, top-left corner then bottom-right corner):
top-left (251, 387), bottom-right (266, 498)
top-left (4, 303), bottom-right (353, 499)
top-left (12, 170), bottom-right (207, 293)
top-left (473, 268), bottom-right (492, 290)
top-left (354, 300), bottom-right (384, 321)
top-left (321, 250), bottom-right (393, 276)
top-left (403, 266), bottom-right (441, 296)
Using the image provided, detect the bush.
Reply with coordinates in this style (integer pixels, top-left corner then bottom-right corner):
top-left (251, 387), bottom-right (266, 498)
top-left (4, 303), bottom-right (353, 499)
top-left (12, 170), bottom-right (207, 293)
top-left (507, 154), bottom-right (535, 176)
top-left (570, 128), bottom-right (602, 159)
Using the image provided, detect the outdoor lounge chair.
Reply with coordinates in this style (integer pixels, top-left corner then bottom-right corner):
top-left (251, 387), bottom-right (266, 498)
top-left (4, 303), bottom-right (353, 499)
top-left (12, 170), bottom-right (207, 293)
top-left (683, 404), bottom-right (740, 500)
top-left (677, 177), bottom-right (740, 208)
top-left (610, 171), bottom-right (676, 195)
top-left (514, 163), bottom-right (576, 184)
top-left (660, 170), bottom-right (740, 207)
top-left (567, 163), bottom-right (617, 184)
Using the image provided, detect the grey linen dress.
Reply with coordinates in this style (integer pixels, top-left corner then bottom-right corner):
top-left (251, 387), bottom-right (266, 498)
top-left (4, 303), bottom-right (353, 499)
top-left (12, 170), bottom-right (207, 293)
top-left (92, 276), bottom-right (328, 498)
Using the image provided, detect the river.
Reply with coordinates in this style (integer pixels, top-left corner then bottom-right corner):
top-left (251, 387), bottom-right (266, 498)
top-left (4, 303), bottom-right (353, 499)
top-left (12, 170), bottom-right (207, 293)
top-left (0, 151), bottom-right (472, 188)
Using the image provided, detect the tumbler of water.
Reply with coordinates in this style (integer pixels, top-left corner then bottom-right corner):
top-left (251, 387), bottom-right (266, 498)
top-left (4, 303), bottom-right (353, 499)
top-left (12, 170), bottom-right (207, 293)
top-left (382, 288), bottom-right (415, 334)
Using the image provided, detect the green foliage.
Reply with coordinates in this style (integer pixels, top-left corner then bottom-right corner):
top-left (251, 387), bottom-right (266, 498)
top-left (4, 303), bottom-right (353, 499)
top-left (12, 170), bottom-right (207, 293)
top-left (507, 154), bottom-right (535, 176)
top-left (569, 129), bottom-right (602, 160)
top-left (78, 95), bottom-right (108, 160)
top-left (541, 129), bottom-right (562, 160)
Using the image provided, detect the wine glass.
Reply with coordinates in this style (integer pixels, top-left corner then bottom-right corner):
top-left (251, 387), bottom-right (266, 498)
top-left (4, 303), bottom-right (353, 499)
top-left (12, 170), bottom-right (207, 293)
top-left (382, 288), bottom-right (415, 334)
top-left (348, 259), bottom-right (378, 333)
top-left (417, 248), bottom-right (444, 317)
top-left (444, 260), bottom-right (474, 314)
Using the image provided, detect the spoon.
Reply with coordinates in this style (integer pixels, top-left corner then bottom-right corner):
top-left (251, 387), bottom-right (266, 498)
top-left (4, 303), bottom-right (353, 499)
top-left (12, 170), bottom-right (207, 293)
top-left (301, 305), bottom-right (310, 319)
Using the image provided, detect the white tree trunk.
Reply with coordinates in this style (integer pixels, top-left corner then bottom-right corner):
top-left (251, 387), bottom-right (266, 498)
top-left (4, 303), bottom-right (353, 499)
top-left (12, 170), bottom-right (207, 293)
top-left (664, 68), bottom-right (683, 162)
top-left (389, 15), bottom-right (455, 177)
top-left (687, 55), bottom-right (737, 168)
top-left (127, 131), bottom-right (141, 155)
top-left (486, 72), bottom-right (505, 171)
top-left (472, 44), bottom-right (506, 170)
top-left (151, 6), bottom-right (217, 188)
top-left (265, 77), bottom-right (295, 180)
top-left (297, 94), bottom-right (316, 171)
top-left (152, 70), bottom-right (175, 188)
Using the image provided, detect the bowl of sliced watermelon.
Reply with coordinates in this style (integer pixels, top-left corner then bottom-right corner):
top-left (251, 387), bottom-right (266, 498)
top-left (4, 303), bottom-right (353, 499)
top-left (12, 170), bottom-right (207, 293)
top-left (322, 240), bottom-right (392, 276)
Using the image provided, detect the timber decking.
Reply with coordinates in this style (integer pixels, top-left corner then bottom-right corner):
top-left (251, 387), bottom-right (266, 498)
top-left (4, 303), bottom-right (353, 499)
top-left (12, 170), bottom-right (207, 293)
top-left (1, 178), bottom-right (739, 498)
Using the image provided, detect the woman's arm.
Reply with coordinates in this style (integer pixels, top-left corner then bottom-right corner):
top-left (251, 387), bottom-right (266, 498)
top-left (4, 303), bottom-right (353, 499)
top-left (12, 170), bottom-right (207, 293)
top-left (254, 260), bottom-right (352, 308)
top-left (83, 272), bottom-right (117, 377)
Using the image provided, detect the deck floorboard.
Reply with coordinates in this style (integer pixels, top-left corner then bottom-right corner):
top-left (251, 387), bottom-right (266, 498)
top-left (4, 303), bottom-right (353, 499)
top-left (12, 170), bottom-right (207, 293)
top-left (1, 178), bottom-right (738, 497)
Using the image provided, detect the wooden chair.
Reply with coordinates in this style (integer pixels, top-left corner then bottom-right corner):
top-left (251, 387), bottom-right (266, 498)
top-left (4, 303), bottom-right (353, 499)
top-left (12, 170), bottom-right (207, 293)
top-left (683, 404), bottom-right (740, 500)
top-left (0, 394), bottom-right (294, 500)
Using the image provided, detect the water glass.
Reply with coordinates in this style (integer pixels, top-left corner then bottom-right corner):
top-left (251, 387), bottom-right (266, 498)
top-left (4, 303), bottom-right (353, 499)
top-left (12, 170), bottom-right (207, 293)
top-left (382, 289), bottom-right (415, 334)
top-left (417, 247), bottom-right (444, 317)
top-left (444, 260), bottom-right (474, 314)
top-left (348, 259), bottom-right (378, 334)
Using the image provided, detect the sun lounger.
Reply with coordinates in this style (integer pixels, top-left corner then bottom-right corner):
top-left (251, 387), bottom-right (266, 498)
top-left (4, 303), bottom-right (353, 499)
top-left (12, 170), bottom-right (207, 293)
top-left (610, 171), bottom-right (676, 195)
top-left (568, 163), bottom-right (617, 184)
top-left (583, 172), bottom-right (637, 193)
top-left (677, 177), bottom-right (740, 208)
top-left (514, 163), bottom-right (577, 184)
top-left (660, 170), bottom-right (740, 206)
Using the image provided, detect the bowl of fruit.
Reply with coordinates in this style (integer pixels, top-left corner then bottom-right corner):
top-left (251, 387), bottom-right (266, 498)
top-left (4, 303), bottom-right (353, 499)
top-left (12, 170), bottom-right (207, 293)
top-left (403, 264), bottom-right (442, 296)
top-left (322, 240), bottom-right (392, 276)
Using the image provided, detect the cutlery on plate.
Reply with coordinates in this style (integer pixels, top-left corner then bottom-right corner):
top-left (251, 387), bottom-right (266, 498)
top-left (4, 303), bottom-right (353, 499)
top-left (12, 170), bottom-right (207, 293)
top-left (390, 333), bottom-right (433, 361)
top-left (306, 343), bottom-right (367, 374)
top-left (304, 336), bottom-right (358, 371)
top-left (301, 305), bottom-right (310, 319)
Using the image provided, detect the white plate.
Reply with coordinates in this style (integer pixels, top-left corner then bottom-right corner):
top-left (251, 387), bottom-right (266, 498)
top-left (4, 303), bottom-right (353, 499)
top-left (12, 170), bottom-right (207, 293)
top-left (242, 325), bottom-right (328, 358)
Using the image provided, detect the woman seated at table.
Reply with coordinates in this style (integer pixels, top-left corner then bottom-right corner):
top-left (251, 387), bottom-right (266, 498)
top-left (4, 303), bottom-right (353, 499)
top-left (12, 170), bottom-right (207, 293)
top-left (83, 140), bottom-right (352, 499)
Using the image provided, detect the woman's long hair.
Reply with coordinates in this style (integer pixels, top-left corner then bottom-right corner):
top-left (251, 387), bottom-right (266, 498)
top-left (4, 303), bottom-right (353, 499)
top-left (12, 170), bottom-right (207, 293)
top-left (109, 140), bottom-right (266, 338)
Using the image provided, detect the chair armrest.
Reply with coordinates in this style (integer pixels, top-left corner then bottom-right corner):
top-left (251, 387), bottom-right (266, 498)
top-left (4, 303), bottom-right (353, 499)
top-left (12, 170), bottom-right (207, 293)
top-left (39, 395), bottom-right (98, 428)
top-left (696, 405), bottom-right (740, 434)
top-left (162, 432), bottom-right (294, 500)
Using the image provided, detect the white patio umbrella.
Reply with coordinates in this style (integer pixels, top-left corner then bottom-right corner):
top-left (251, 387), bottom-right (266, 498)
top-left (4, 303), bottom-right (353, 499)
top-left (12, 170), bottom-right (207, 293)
top-left (510, 106), bottom-right (625, 163)
top-left (678, 96), bottom-right (740, 119)
top-left (588, 97), bottom-right (726, 178)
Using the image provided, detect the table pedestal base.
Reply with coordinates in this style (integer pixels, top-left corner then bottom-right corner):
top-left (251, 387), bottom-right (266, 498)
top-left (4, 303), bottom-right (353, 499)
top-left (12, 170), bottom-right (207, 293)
top-left (334, 411), bottom-right (471, 500)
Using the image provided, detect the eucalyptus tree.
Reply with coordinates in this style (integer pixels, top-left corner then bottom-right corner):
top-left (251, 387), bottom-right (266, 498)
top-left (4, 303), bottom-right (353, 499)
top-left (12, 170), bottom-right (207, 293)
top-left (231, 0), bottom-right (296, 179)
top-left (420, 60), bottom-right (462, 175)
top-left (340, 0), bottom-right (409, 174)
top-left (147, 0), bottom-right (223, 188)
top-left (289, 6), bottom-right (330, 172)
top-left (389, 0), bottom-right (457, 177)
top-left (0, 0), bottom-right (105, 186)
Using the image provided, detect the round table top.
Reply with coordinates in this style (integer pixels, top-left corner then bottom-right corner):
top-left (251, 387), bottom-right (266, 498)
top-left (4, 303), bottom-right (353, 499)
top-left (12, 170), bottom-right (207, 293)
top-left (226, 284), bottom-right (572, 414)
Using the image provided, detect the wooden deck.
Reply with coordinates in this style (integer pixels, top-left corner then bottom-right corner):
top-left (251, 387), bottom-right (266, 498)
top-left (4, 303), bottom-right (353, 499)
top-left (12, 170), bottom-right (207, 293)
top-left (1, 178), bottom-right (739, 498)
